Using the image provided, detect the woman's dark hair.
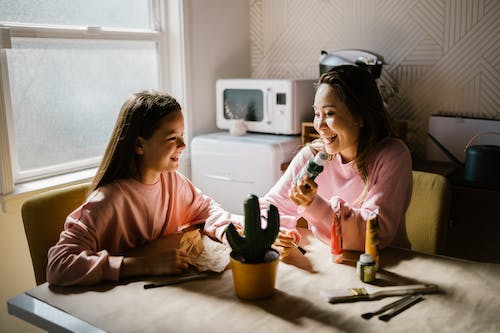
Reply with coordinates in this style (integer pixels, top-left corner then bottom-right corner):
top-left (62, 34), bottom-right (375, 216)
top-left (316, 65), bottom-right (396, 182)
top-left (90, 91), bottom-right (181, 192)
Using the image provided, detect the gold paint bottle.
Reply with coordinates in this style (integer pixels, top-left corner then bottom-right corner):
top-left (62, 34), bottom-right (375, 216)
top-left (365, 213), bottom-right (379, 270)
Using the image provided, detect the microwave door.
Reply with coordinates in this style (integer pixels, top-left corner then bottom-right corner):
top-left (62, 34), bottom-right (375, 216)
top-left (221, 87), bottom-right (265, 132)
top-left (246, 87), bottom-right (266, 132)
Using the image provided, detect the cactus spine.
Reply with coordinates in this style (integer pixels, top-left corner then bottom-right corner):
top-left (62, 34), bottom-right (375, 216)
top-left (226, 194), bottom-right (280, 263)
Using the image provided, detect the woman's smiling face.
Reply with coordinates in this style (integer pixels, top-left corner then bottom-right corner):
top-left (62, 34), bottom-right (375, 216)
top-left (313, 83), bottom-right (362, 163)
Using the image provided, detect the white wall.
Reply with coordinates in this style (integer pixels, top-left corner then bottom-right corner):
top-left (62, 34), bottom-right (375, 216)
top-left (0, 1), bottom-right (251, 332)
top-left (0, 197), bottom-right (43, 332)
top-left (185, 0), bottom-right (251, 138)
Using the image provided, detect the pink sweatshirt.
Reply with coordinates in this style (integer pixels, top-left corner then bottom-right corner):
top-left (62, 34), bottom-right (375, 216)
top-left (262, 137), bottom-right (413, 251)
top-left (47, 171), bottom-right (237, 286)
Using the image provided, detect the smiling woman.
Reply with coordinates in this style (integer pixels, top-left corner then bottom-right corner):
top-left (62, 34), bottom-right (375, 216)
top-left (261, 65), bottom-right (413, 258)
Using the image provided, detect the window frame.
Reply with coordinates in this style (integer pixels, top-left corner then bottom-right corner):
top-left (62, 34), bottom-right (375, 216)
top-left (0, 0), bottom-right (189, 204)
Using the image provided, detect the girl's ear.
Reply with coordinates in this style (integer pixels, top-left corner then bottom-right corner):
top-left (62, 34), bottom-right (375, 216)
top-left (135, 137), bottom-right (144, 155)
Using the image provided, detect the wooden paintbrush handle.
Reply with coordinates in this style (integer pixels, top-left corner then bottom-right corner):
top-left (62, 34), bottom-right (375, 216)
top-left (370, 284), bottom-right (438, 299)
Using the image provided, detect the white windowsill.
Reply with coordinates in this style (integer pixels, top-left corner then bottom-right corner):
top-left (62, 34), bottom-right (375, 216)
top-left (1, 168), bottom-right (96, 213)
top-left (1, 153), bottom-right (191, 213)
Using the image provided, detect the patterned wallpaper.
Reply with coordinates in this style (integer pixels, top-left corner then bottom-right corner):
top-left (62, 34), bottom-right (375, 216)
top-left (249, 0), bottom-right (499, 158)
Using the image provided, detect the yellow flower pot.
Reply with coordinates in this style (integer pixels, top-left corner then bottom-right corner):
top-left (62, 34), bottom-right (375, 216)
top-left (229, 250), bottom-right (279, 300)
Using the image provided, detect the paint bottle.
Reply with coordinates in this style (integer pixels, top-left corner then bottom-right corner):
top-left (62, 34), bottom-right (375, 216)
top-left (330, 216), bottom-right (343, 264)
top-left (295, 152), bottom-right (329, 185)
top-left (365, 213), bottom-right (379, 270)
top-left (357, 253), bottom-right (376, 283)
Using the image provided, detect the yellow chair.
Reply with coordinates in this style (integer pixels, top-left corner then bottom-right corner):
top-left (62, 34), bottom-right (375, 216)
top-left (21, 182), bottom-right (91, 285)
top-left (405, 171), bottom-right (451, 255)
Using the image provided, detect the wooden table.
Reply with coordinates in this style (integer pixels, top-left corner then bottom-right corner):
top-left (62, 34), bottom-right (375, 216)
top-left (8, 229), bottom-right (500, 332)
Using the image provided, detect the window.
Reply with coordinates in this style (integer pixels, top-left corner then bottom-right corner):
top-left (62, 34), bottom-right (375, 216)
top-left (0, 0), bottom-right (187, 196)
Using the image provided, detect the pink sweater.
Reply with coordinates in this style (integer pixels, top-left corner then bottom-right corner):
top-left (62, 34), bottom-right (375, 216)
top-left (262, 137), bottom-right (413, 251)
top-left (47, 171), bottom-right (236, 286)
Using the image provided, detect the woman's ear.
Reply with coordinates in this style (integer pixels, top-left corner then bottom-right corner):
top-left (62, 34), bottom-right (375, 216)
top-left (135, 137), bottom-right (144, 155)
top-left (356, 116), bottom-right (364, 128)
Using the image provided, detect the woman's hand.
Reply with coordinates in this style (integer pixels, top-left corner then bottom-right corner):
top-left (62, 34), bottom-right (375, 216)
top-left (273, 229), bottom-right (297, 259)
top-left (289, 175), bottom-right (318, 207)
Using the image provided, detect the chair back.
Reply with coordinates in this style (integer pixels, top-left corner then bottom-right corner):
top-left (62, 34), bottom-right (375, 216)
top-left (405, 171), bottom-right (451, 255)
top-left (22, 182), bottom-right (91, 285)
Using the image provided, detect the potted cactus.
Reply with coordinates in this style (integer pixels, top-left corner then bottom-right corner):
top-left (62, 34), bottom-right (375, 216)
top-left (225, 194), bottom-right (280, 300)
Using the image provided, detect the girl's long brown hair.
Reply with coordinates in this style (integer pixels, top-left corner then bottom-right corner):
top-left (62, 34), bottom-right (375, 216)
top-left (89, 91), bottom-right (181, 193)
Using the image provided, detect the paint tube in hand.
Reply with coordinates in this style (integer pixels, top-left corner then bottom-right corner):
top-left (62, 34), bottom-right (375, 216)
top-left (295, 152), bottom-right (329, 188)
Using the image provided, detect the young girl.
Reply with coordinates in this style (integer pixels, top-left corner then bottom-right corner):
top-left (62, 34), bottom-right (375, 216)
top-left (47, 91), bottom-right (236, 286)
top-left (268, 65), bottom-right (413, 257)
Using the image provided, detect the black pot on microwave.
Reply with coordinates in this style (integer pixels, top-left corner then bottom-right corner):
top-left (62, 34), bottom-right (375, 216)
top-left (319, 49), bottom-right (385, 79)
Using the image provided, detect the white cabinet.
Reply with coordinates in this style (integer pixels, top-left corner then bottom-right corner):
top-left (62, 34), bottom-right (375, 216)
top-left (191, 132), bottom-right (300, 214)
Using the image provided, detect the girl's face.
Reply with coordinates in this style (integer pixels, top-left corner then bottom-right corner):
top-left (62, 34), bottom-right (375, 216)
top-left (136, 111), bottom-right (185, 184)
top-left (313, 83), bottom-right (361, 163)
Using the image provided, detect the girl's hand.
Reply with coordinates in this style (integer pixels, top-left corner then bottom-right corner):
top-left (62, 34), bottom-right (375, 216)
top-left (121, 233), bottom-right (190, 278)
top-left (121, 249), bottom-right (190, 278)
top-left (289, 175), bottom-right (318, 207)
top-left (145, 249), bottom-right (190, 275)
top-left (124, 233), bottom-right (184, 257)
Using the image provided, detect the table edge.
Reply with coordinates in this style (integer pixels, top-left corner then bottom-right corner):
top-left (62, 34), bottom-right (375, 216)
top-left (7, 293), bottom-right (106, 333)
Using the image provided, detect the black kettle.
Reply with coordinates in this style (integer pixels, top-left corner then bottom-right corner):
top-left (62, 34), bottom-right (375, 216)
top-left (428, 132), bottom-right (500, 188)
top-left (463, 132), bottom-right (500, 185)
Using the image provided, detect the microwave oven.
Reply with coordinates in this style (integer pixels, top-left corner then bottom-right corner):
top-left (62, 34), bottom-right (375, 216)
top-left (216, 78), bottom-right (316, 135)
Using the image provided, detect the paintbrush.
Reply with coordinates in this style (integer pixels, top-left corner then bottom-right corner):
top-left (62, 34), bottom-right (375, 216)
top-left (144, 272), bottom-right (210, 289)
top-left (378, 294), bottom-right (424, 321)
top-left (361, 294), bottom-right (416, 319)
top-left (291, 241), bottom-right (307, 255)
top-left (320, 284), bottom-right (438, 303)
